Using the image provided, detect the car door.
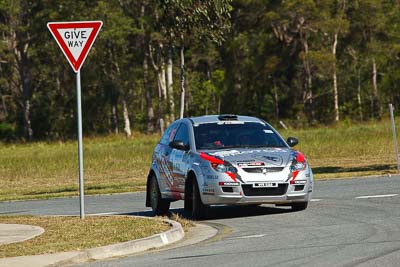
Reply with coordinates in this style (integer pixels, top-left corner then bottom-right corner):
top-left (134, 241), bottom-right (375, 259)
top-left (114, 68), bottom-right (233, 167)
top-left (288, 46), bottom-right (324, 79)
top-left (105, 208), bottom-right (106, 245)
top-left (169, 122), bottom-right (190, 194)
top-left (156, 122), bottom-right (179, 193)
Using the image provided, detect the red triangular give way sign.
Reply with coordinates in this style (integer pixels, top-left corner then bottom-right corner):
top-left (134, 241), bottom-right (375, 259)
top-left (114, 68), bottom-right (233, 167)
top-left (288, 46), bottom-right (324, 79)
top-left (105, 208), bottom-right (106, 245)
top-left (47, 21), bottom-right (103, 73)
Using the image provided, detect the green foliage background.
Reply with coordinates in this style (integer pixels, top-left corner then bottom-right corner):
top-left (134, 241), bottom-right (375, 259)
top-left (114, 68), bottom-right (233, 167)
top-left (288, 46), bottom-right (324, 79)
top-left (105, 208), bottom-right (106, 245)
top-left (1, 0), bottom-right (400, 141)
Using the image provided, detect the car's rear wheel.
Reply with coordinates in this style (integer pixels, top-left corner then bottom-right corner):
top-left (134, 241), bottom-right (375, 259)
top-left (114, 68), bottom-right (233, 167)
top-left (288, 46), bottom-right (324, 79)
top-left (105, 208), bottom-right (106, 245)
top-left (291, 201), bottom-right (308, 211)
top-left (149, 174), bottom-right (170, 215)
top-left (192, 180), bottom-right (208, 220)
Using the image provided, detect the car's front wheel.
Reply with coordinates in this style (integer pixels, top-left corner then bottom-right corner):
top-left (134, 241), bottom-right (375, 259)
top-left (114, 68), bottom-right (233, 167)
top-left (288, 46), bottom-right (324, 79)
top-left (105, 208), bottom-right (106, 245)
top-left (291, 201), bottom-right (308, 211)
top-left (149, 174), bottom-right (170, 215)
top-left (191, 180), bottom-right (208, 220)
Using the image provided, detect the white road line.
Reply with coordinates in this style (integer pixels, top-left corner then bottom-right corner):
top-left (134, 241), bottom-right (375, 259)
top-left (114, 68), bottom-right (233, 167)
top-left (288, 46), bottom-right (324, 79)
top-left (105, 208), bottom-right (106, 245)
top-left (355, 194), bottom-right (398, 199)
top-left (231, 234), bottom-right (265, 240)
top-left (311, 199), bottom-right (322, 202)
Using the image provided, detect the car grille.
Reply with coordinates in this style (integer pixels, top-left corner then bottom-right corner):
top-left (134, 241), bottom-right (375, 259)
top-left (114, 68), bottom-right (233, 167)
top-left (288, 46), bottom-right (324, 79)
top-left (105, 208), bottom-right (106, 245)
top-left (241, 184), bottom-right (288, 196)
top-left (242, 167), bottom-right (284, 173)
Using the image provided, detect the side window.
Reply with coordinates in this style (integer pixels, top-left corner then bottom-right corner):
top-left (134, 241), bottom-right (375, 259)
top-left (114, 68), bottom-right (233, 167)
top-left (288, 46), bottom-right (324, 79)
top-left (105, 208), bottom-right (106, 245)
top-left (173, 123), bottom-right (189, 147)
top-left (160, 123), bottom-right (178, 145)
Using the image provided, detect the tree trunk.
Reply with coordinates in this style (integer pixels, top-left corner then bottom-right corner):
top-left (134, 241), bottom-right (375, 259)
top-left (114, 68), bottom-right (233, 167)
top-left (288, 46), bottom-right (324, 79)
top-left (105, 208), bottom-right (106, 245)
top-left (160, 51), bottom-right (167, 100)
top-left (273, 79), bottom-right (279, 120)
top-left (1, 95), bottom-right (8, 118)
top-left (185, 69), bottom-right (189, 115)
top-left (149, 43), bottom-right (167, 130)
top-left (357, 68), bottom-right (363, 121)
top-left (179, 43), bottom-right (185, 119)
top-left (111, 102), bottom-right (118, 134)
top-left (144, 49), bottom-right (154, 133)
top-left (156, 60), bottom-right (165, 134)
top-left (150, 43), bottom-right (167, 100)
top-left (8, 0), bottom-right (34, 141)
top-left (24, 99), bottom-right (33, 142)
top-left (141, 4), bottom-right (154, 133)
top-left (332, 32), bottom-right (339, 122)
top-left (371, 58), bottom-right (380, 119)
top-left (167, 46), bottom-right (175, 123)
top-left (20, 45), bottom-right (33, 142)
top-left (301, 31), bottom-right (314, 123)
top-left (122, 99), bottom-right (131, 137)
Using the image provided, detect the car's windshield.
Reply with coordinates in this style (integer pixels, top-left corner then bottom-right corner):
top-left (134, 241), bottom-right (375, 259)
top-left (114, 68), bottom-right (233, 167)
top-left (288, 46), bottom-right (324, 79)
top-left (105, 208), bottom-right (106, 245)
top-left (193, 122), bottom-right (287, 150)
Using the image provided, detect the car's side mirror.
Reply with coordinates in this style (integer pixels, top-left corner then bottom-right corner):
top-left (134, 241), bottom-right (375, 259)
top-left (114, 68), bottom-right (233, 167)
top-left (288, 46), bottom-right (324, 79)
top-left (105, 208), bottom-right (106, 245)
top-left (169, 140), bottom-right (189, 151)
top-left (286, 137), bottom-right (299, 147)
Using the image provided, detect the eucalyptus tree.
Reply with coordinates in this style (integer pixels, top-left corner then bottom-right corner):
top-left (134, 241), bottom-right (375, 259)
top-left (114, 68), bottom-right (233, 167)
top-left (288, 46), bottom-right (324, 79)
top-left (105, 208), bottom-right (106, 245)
top-left (266, 0), bottom-right (322, 123)
top-left (0, 0), bottom-right (38, 141)
top-left (117, 0), bottom-right (157, 133)
top-left (380, 0), bottom-right (400, 110)
top-left (347, 0), bottom-right (388, 119)
top-left (91, 1), bottom-right (135, 137)
top-left (158, 0), bottom-right (232, 119)
top-left (312, 0), bottom-right (349, 122)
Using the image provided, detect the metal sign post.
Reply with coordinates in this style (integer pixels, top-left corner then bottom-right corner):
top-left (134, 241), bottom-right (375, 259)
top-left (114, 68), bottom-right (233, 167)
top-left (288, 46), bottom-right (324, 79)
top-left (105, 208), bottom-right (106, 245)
top-left (48, 21), bottom-right (102, 219)
top-left (76, 70), bottom-right (85, 218)
top-left (389, 104), bottom-right (400, 173)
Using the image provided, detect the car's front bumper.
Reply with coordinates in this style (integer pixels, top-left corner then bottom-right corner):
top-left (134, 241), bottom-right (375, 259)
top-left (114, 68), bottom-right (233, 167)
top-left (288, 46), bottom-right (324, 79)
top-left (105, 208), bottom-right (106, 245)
top-left (199, 163), bottom-right (314, 205)
top-left (202, 181), bottom-right (312, 205)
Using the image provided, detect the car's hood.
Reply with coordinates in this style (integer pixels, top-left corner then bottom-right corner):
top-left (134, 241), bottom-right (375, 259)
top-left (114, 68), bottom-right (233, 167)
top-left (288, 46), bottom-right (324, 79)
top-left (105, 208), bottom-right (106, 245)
top-left (206, 147), bottom-right (292, 167)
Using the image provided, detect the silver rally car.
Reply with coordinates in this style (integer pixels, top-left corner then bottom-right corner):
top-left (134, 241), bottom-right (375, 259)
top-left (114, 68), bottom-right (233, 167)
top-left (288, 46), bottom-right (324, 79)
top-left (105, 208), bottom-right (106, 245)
top-left (146, 114), bottom-right (313, 219)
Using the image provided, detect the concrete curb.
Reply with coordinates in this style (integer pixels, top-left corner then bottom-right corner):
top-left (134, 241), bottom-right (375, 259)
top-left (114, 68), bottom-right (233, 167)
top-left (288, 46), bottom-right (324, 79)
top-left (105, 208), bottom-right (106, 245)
top-left (0, 218), bottom-right (184, 267)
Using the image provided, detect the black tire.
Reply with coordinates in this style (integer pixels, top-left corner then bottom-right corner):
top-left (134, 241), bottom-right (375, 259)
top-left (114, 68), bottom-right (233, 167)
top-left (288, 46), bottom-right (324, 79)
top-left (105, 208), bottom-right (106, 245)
top-left (291, 201), bottom-right (308, 211)
top-left (184, 179), bottom-right (193, 212)
top-left (191, 180), bottom-right (208, 220)
top-left (149, 175), bottom-right (170, 216)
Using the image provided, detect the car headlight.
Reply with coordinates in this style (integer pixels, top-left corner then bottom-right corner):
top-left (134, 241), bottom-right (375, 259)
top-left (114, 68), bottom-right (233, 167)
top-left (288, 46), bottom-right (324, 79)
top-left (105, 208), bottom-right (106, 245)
top-left (290, 161), bottom-right (307, 172)
top-left (290, 151), bottom-right (307, 171)
top-left (289, 151), bottom-right (307, 184)
top-left (215, 164), bottom-right (236, 173)
top-left (200, 152), bottom-right (239, 182)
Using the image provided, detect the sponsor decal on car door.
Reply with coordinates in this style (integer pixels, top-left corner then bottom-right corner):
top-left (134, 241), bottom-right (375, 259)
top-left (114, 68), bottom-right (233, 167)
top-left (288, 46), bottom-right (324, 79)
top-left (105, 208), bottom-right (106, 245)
top-left (169, 123), bottom-right (190, 194)
top-left (156, 125), bottom-right (178, 191)
top-left (170, 149), bottom-right (188, 193)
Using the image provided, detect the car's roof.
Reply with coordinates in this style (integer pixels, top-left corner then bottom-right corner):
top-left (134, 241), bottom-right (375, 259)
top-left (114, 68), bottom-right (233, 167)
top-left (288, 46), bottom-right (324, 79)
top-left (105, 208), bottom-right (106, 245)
top-left (188, 114), bottom-right (263, 125)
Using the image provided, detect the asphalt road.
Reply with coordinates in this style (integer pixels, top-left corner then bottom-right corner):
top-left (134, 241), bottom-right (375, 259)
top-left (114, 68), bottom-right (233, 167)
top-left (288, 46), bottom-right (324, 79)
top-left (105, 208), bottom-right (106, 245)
top-left (1, 175), bottom-right (400, 267)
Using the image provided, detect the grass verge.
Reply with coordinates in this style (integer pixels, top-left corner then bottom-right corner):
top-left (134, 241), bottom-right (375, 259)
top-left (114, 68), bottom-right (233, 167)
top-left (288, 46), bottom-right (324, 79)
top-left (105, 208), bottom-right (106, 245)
top-left (0, 119), bottom-right (399, 201)
top-left (0, 215), bottom-right (169, 258)
top-left (0, 133), bottom-right (158, 201)
top-left (281, 119), bottom-right (399, 179)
